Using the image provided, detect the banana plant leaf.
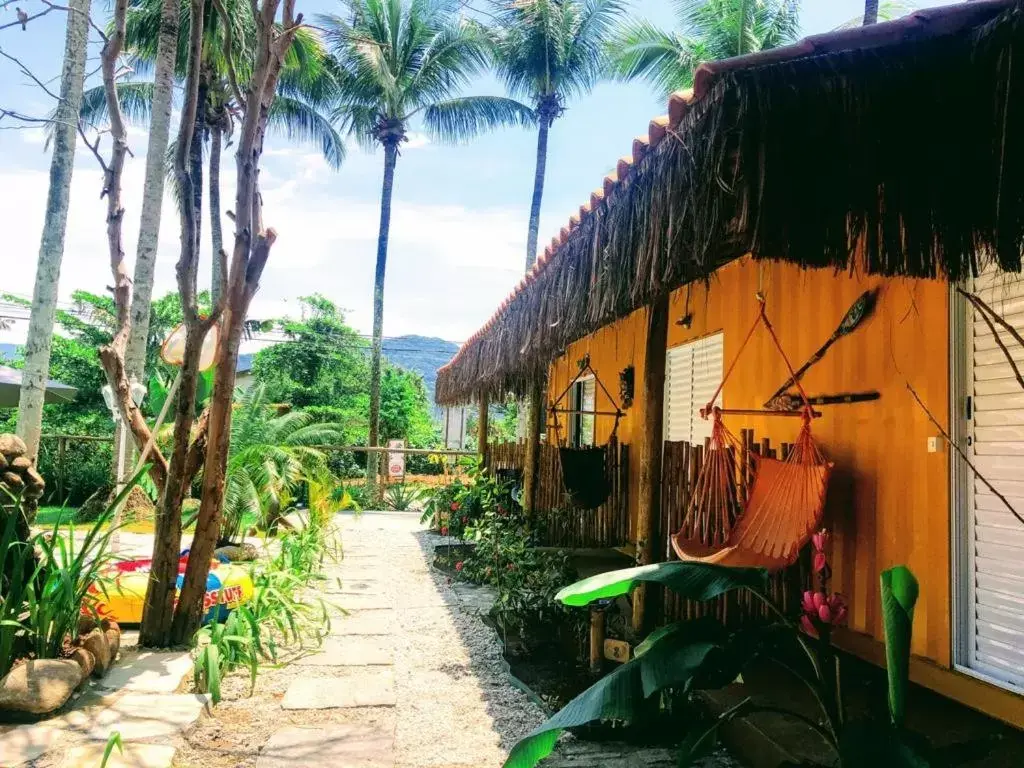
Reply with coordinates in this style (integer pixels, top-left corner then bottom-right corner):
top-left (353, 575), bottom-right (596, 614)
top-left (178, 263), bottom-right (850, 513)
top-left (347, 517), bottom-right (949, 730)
top-left (881, 565), bottom-right (919, 727)
top-left (503, 620), bottom-right (727, 768)
top-left (555, 562), bottom-right (769, 607)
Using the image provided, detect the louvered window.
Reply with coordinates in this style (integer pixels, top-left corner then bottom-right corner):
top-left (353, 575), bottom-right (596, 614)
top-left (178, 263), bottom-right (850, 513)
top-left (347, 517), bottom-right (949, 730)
top-left (961, 268), bottom-right (1024, 691)
top-left (664, 333), bottom-right (724, 446)
top-left (569, 376), bottom-right (596, 448)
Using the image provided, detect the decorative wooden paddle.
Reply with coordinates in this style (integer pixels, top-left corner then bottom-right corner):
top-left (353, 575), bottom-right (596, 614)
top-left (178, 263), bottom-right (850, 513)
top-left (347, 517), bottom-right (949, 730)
top-left (764, 289), bottom-right (877, 407)
top-left (766, 391), bottom-right (880, 411)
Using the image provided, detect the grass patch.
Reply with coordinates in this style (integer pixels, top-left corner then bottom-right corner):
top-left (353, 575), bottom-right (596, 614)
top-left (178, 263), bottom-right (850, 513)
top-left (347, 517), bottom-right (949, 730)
top-left (35, 506), bottom-right (79, 527)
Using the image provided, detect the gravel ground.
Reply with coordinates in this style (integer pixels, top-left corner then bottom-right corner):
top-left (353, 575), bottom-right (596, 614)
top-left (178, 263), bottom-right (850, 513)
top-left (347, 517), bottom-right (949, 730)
top-left (177, 511), bottom-right (741, 768)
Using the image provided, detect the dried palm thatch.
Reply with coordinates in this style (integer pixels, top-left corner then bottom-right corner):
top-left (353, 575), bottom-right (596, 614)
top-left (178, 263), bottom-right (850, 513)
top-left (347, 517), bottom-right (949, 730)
top-left (437, 0), bottom-right (1024, 406)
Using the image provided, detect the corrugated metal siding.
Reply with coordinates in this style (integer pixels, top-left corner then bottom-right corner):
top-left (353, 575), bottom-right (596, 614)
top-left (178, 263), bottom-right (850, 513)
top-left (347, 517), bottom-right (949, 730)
top-left (665, 333), bottom-right (723, 445)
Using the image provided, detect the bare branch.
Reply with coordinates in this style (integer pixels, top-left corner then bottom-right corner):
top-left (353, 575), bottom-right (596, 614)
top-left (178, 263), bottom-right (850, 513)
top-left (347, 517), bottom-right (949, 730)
top-left (0, 46), bottom-right (60, 99)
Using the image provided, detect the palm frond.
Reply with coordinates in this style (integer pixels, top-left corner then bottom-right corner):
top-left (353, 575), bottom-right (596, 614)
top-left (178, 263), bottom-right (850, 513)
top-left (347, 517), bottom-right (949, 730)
top-left (607, 20), bottom-right (701, 96)
top-left (268, 96), bottom-right (347, 169)
top-left (421, 96), bottom-right (535, 143)
top-left (79, 81), bottom-right (158, 129)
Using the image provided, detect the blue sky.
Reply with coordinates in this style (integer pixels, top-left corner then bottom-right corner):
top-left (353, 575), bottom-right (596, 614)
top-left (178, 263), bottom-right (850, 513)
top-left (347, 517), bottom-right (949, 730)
top-left (0, 0), bottom-right (957, 351)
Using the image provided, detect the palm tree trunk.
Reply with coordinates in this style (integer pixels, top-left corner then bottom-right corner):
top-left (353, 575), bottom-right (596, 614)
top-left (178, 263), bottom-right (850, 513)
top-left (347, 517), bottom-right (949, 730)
top-left (16, 0), bottom-right (92, 464)
top-left (367, 141), bottom-right (399, 505)
top-left (525, 117), bottom-right (550, 271)
top-left (124, 0), bottom-right (180, 384)
top-left (863, 0), bottom-right (878, 25)
top-left (209, 121), bottom-right (224, 305)
top-left (190, 82), bottom-right (208, 259)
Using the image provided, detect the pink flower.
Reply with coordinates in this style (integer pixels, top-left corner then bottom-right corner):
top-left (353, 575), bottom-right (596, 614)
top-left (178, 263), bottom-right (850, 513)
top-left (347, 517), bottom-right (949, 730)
top-left (440, 526), bottom-right (449, 536)
top-left (813, 551), bottom-right (827, 573)
top-left (812, 529), bottom-right (829, 553)
top-left (801, 614), bottom-right (817, 637)
top-left (450, 502), bottom-right (461, 512)
top-left (461, 516), bottom-right (468, 525)
top-left (506, 563), bottom-right (515, 572)
top-left (801, 590), bottom-right (848, 635)
top-left (455, 561), bottom-right (464, 572)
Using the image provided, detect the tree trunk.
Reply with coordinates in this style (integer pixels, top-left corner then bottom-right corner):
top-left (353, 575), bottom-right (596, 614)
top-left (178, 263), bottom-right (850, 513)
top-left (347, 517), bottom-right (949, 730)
top-left (16, 0), bottom-right (92, 463)
top-left (190, 82), bottom-right (207, 259)
top-left (367, 141), bottom-right (399, 506)
top-left (209, 121), bottom-right (224, 305)
top-left (522, 378), bottom-right (544, 516)
top-left (169, 0), bottom-right (300, 640)
top-left (863, 0), bottom-right (878, 25)
top-left (477, 393), bottom-right (490, 469)
top-left (124, 0), bottom-right (180, 384)
top-left (524, 117), bottom-right (550, 272)
top-left (138, 330), bottom-right (206, 646)
top-left (632, 294), bottom-right (669, 634)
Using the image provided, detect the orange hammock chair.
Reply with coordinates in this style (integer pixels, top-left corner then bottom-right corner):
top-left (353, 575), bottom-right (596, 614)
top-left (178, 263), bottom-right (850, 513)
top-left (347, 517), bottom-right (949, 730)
top-left (671, 299), bottom-right (834, 572)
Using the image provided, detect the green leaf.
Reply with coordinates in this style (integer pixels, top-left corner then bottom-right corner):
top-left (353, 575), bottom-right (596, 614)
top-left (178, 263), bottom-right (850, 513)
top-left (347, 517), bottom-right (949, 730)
top-left (503, 619), bottom-right (724, 768)
top-left (555, 562), bottom-right (769, 607)
top-left (99, 731), bottom-right (123, 768)
top-left (880, 566), bottom-right (919, 727)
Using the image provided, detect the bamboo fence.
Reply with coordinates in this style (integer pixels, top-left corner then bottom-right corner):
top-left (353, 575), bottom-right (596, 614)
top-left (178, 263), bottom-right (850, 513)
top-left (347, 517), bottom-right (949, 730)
top-left (491, 440), bottom-right (631, 548)
top-left (659, 428), bottom-right (810, 628)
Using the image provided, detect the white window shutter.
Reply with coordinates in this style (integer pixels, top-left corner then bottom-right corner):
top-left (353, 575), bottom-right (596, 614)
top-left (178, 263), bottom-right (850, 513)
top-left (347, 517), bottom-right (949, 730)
top-left (665, 333), bottom-right (724, 445)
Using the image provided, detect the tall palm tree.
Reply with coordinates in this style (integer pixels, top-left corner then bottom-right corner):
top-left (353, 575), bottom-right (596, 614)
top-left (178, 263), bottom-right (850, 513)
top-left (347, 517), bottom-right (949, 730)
top-left (16, 0), bottom-right (92, 464)
top-left (80, 0), bottom-right (345, 299)
top-left (864, 0), bottom-right (878, 25)
top-left (488, 0), bottom-right (625, 271)
top-left (221, 384), bottom-right (345, 542)
top-left (609, 0), bottom-right (800, 97)
top-left (320, 0), bottom-right (533, 503)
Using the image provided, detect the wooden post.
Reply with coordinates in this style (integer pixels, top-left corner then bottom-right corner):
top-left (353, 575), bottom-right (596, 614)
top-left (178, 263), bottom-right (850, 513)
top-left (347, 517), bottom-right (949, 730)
top-left (632, 294), bottom-right (669, 634)
top-left (477, 393), bottom-right (490, 469)
top-left (522, 378), bottom-right (545, 516)
top-left (590, 605), bottom-right (606, 675)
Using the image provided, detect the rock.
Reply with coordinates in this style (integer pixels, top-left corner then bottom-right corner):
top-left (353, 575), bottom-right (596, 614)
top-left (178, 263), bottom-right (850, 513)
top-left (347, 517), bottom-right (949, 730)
top-left (78, 616), bottom-right (99, 635)
top-left (0, 452), bottom-right (7, 470)
top-left (105, 628), bottom-right (121, 665)
top-left (0, 434), bottom-right (27, 458)
top-left (81, 628), bottom-right (112, 677)
top-left (213, 543), bottom-right (258, 562)
top-left (0, 659), bottom-right (83, 715)
top-left (10, 456), bottom-right (31, 471)
top-left (281, 670), bottom-right (396, 709)
top-left (2, 471), bottom-right (24, 490)
top-left (69, 647), bottom-right (96, 681)
top-left (97, 650), bottom-right (192, 694)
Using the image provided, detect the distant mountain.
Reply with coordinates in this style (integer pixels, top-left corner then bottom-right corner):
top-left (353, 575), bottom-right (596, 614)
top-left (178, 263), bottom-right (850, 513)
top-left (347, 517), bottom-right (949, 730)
top-left (382, 335), bottom-right (459, 414)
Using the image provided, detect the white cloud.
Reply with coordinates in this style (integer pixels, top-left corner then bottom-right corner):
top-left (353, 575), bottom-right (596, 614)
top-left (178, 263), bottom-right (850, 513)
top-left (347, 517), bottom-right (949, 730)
top-left (0, 138), bottom-right (528, 348)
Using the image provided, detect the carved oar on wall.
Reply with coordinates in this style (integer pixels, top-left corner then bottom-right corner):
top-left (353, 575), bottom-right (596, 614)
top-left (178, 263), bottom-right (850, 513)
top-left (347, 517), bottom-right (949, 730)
top-left (764, 289), bottom-right (878, 408)
top-left (767, 391), bottom-right (880, 411)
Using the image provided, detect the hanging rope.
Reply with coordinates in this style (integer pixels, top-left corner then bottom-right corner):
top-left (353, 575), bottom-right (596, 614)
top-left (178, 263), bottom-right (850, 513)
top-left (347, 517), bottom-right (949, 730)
top-left (673, 297), bottom-right (833, 571)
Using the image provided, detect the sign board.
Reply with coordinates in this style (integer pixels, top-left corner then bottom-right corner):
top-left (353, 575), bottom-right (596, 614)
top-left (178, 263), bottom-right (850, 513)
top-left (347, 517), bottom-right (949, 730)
top-left (443, 407), bottom-right (467, 449)
top-left (387, 439), bottom-right (406, 478)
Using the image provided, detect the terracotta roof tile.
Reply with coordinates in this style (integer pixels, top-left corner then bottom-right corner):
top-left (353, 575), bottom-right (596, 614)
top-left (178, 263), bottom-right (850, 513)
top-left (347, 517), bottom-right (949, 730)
top-left (437, 0), bottom-right (1015, 379)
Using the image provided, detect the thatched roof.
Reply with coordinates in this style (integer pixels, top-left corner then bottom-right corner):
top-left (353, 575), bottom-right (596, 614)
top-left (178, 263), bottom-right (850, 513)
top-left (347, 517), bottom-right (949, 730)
top-left (437, 0), bottom-right (1024, 406)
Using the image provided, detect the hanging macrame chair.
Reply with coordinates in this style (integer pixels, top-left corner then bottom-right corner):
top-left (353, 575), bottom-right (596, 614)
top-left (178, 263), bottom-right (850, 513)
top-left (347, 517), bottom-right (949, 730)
top-left (549, 360), bottom-right (623, 511)
top-left (671, 298), bottom-right (834, 571)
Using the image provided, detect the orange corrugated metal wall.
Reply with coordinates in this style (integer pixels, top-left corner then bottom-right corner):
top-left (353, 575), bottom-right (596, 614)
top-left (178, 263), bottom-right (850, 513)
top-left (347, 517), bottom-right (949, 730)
top-left (548, 256), bottom-right (951, 666)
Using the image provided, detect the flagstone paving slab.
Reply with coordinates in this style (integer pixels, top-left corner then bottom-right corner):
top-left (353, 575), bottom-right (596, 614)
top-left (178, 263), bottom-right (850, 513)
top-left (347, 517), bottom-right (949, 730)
top-left (0, 722), bottom-right (63, 766)
top-left (256, 724), bottom-right (394, 768)
top-left (96, 651), bottom-right (192, 694)
top-left (332, 610), bottom-right (395, 636)
top-left (332, 594), bottom-right (392, 610)
top-left (61, 742), bottom-right (176, 768)
top-left (281, 670), bottom-right (396, 710)
top-left (62, 693), bottom-right (211, 741)
top-left (293, 637), bottom-right (393, 667)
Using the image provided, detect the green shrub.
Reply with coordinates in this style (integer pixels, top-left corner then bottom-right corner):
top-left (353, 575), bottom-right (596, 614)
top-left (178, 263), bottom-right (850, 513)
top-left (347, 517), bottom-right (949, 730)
top-left (36, 435), bottom-right (114, 507)
top-left (0, 478), bottom-right (135, 677)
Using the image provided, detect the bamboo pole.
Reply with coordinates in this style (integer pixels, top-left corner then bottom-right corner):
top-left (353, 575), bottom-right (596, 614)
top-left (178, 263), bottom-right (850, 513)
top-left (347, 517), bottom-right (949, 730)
top-left (633, 294), bottom-right (669, 634)
top-left (478, 393), bottom-right (490, 469)
top-left (590, 606), bottom-right (606, 675)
